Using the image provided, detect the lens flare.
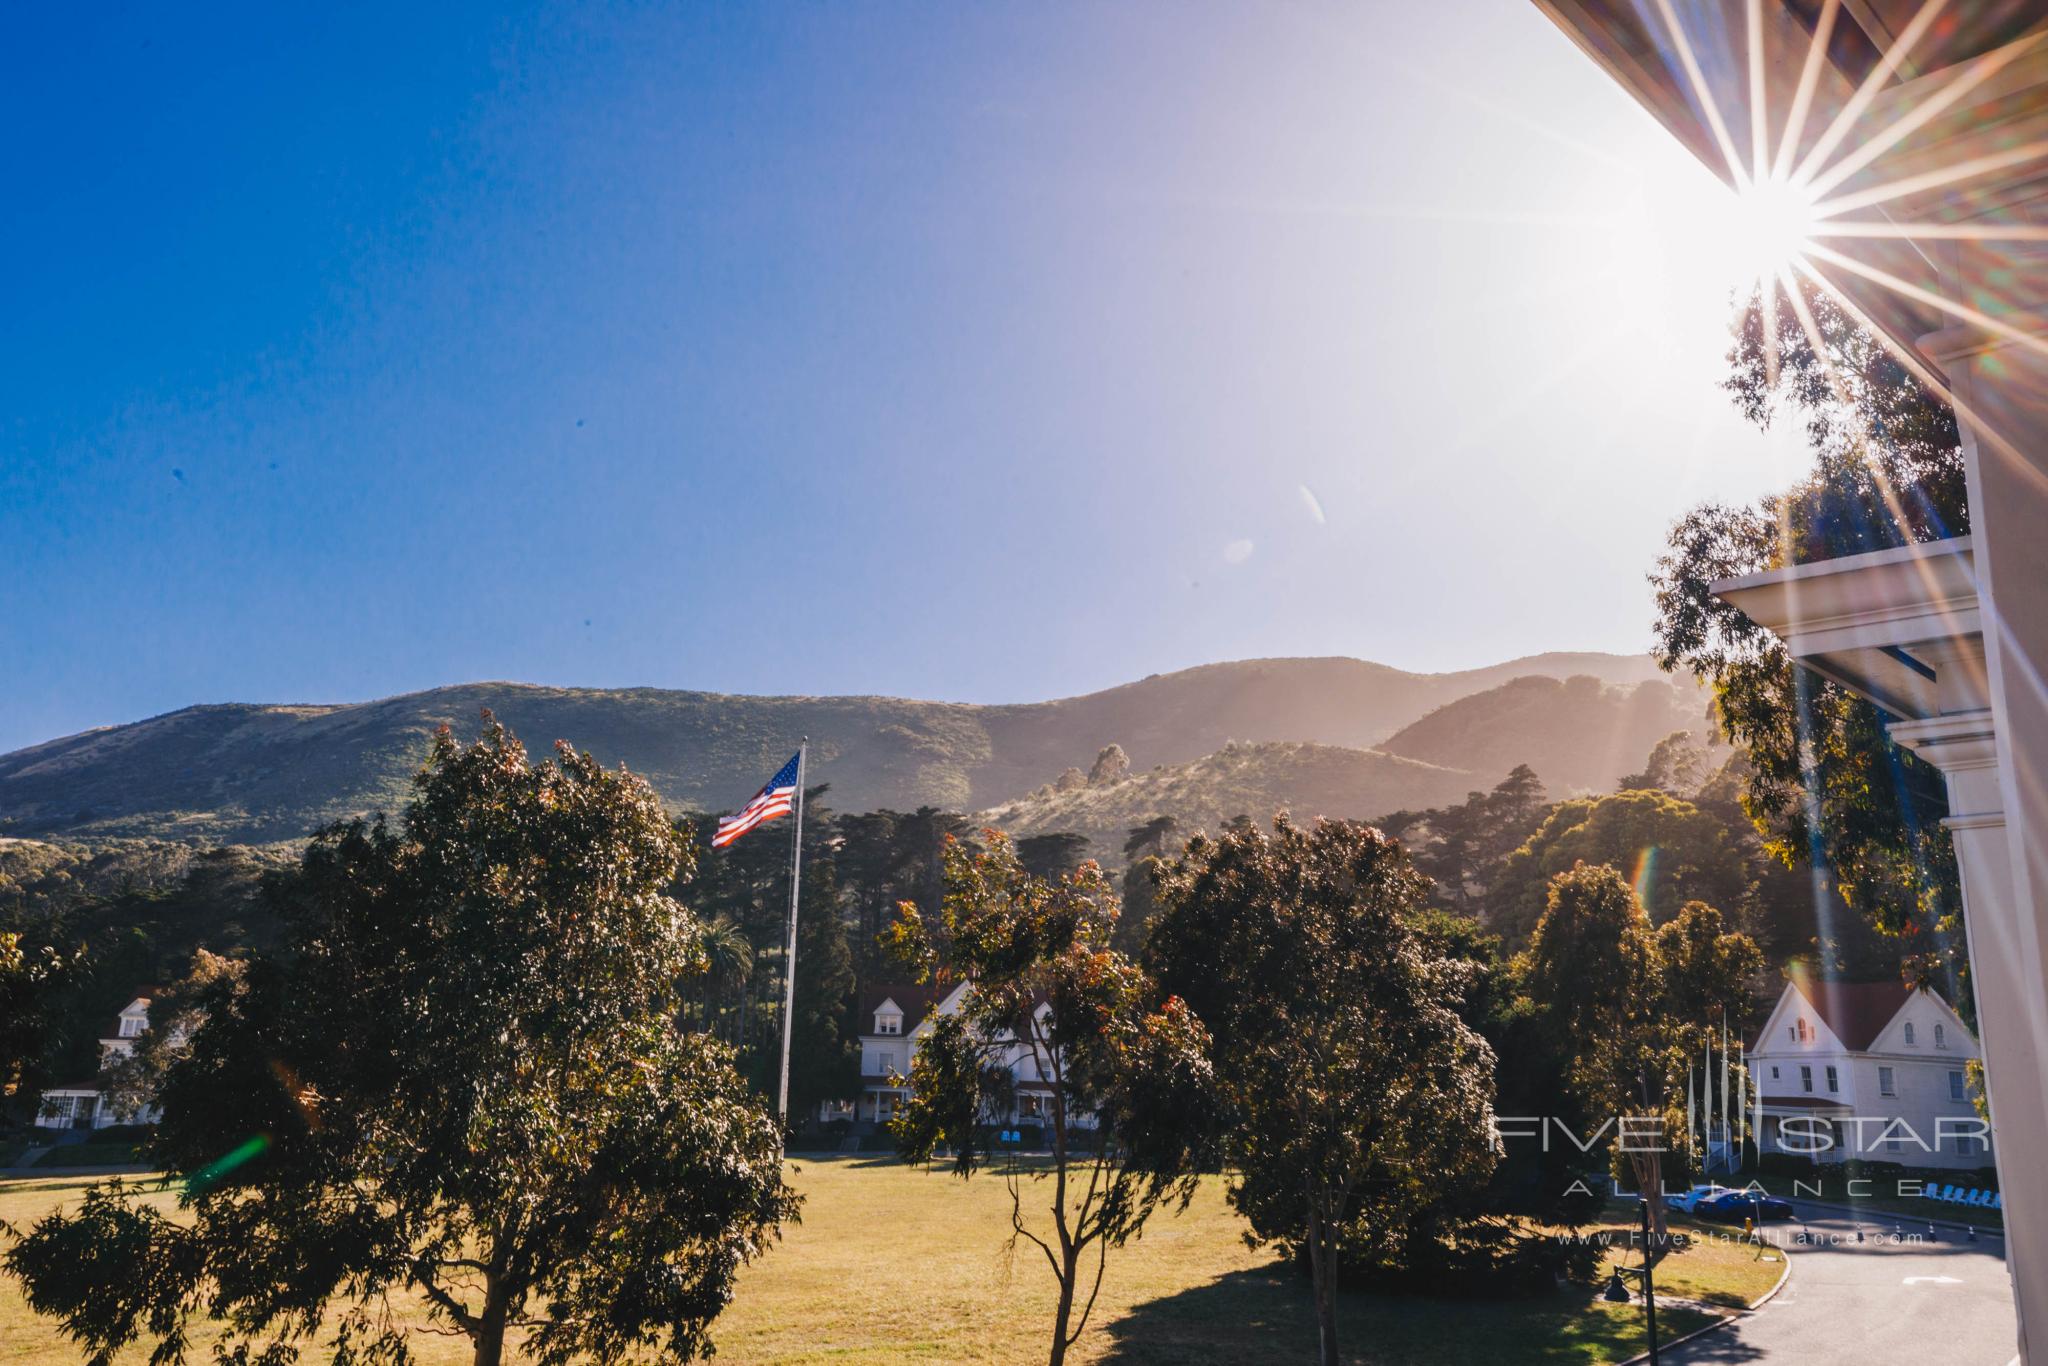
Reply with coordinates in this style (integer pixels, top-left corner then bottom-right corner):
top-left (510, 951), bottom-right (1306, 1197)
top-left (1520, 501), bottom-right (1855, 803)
top-left (1731, 177), bottom-right (1819, 284)
top-left (184, 1134), bottom-right (272, 1195)
top-left (1630, 845), bottom-right (1659, 912)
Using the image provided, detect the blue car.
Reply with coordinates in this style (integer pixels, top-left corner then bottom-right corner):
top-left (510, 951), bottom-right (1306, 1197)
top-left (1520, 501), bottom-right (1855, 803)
top-left (1695, 1190), bottom-right (1795, 1223)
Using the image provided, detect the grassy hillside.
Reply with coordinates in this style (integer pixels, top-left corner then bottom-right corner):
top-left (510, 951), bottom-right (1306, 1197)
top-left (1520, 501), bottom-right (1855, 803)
top-left (0, 655), bottom-right (1666, 846)
top-left (976, 741), bottom-right (1478, 858)
top-left (1379, 675), bottom-right (1714, 796)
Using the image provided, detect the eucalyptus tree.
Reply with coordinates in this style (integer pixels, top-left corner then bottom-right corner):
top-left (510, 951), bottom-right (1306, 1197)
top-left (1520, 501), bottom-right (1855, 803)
top-left (3, 719), bottom-right (797, 1366)
top-left (1653, 276), bottom-right (1965, 985)
top-left (889, 832), bottom-right (1213, 1366)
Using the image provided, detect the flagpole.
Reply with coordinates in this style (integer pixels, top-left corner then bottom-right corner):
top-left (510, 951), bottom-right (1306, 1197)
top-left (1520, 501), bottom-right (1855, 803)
top-left (776, 739), bottom-right (808, 1123)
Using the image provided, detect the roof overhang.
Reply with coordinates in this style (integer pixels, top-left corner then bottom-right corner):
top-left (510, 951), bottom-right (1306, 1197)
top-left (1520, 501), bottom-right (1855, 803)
top-left (1712, 535), bottom-right (1984, 720)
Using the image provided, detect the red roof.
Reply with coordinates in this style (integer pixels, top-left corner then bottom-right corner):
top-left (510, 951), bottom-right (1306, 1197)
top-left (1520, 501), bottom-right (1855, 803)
top-left (1758, 979), bottom-right (1918, 1052)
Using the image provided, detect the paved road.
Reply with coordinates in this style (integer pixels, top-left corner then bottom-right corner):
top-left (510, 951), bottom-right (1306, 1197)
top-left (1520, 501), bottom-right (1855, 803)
top-left (1663, 1204), bottom-right (2016, 1365)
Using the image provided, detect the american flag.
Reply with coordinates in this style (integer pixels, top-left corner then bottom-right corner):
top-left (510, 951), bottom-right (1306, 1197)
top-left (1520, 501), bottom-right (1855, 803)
top-left (712, 751), bottom-right (801, 848)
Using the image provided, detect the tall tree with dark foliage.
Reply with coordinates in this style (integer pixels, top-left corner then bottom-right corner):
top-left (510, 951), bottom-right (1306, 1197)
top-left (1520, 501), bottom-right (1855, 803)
top-left (1147, 816), bottom-right (1499, 1366)
top-left (4, 720), bottom-right (798, 1366)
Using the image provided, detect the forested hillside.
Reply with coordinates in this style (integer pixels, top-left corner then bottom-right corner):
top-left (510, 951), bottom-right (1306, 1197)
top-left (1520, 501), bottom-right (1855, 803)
top-left (976, 741), bottom-right (1477, 858)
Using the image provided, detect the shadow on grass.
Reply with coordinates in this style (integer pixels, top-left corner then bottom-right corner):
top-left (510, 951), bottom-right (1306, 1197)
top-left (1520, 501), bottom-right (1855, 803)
top-left (1095, 1267), bottom-right (1732, 1366)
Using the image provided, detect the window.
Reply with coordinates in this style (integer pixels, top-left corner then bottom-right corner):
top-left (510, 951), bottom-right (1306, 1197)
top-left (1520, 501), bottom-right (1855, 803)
top-left (1886, 1136), bottom-right (1903, 1152)
top-left (1770, 1066), bottom-right (1780, 1080)
top-left (1826, 1065), bottom-right (1839, 1093)
top-left (875, 1014), bottom-right (901, 1035)
top-left (879, 1051), bottom-right (898, 1076)
top-left (1951, 1071), bottom-right (1967, 1102)
top-left (1935, 1024), bottom-right (1947, 1049)
top-left (1800, 1065), bottom-right (1814, 1093)
top-left (1904, 1022), bottom-right (1916, 1046)
top-left (118, 1016), bottom-right (144, 1038)
top-left (1788, 1024), bottom-right (1796, 1042)
top-left (1879, 1066), bottom-right (1897, 1097)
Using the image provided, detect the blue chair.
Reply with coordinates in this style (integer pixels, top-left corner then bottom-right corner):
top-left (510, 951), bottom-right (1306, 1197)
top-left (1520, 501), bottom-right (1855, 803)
top-left (1967, 1189), bottom-right (1988, 1207)
top-left (1938, 1185), bottom-right (1960, 1202)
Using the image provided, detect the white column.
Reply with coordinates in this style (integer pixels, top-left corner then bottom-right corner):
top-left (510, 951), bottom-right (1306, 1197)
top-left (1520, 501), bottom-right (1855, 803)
top-left (1893, 708), bottom-right (2040, 1355)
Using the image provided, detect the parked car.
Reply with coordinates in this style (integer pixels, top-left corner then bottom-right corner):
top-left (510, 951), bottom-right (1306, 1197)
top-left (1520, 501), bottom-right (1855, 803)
top-left (1695, 1190), bottom-right (1795, 1223)
top-left (1668, 1184), bottom-right (1733, 1213)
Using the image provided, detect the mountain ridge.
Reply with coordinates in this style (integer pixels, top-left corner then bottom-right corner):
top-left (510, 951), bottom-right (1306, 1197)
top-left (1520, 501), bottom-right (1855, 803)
top-left (0, 652), bottom-right (1681, 846)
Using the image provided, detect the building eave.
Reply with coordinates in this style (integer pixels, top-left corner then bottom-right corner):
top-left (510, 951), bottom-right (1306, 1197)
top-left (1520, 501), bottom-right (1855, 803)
top-left (1713, 537), bottom-right (1985, 721)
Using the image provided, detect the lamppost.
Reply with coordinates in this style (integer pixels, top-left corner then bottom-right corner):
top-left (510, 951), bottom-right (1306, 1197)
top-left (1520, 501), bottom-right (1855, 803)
top-left (1602, 1199), bottom-right (1660, 1363)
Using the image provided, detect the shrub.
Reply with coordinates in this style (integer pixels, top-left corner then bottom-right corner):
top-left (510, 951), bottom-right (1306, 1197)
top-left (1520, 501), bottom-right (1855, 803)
top-left (1758, 1151), bottom-right (1817, 1179)
top-left (33, 1141), bottom-right (138, 1168)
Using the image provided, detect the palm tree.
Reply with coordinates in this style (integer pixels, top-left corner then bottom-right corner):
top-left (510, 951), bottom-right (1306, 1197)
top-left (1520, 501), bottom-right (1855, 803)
top-left (695, 915), bottom-right (753, 1043)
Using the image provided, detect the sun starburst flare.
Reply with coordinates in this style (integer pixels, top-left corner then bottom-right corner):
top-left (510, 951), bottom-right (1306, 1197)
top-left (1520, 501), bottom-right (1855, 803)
top-left (1651, 0), bottom-right (2048, 299)
top-left (1639, 0), bottom-right (2048, 520)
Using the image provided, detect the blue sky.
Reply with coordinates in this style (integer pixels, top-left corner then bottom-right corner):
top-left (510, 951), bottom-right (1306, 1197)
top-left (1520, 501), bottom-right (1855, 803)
top-left (1, 1), bottom-right (1809, 755)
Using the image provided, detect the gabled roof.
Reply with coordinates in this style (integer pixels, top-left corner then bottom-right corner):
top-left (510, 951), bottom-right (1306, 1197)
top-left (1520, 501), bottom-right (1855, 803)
top-left (100, 989), bottom-right (161, 1043)
top-left (858, 982), bottom-right (953, 1036)
top-left (1754, 979), bottom-right (1917, 1053)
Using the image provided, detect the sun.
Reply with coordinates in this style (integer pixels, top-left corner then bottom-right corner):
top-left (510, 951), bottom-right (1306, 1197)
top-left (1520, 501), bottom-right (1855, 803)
top-left (1727, 175), bottom-right (1820, 287)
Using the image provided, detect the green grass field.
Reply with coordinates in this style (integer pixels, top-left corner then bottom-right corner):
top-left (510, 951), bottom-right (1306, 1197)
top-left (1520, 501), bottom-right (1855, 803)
top-left (0, 1159), bottom-right (1784, 1365)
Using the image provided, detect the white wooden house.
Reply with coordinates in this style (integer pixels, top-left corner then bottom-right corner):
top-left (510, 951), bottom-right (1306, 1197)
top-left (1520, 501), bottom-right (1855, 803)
top-left (848, 983), bottom-right (1093, 1134)
top-left (35, 993), bottom-right (165, 1131)
top-left (1750, 979), bottom-right (1990, 1171)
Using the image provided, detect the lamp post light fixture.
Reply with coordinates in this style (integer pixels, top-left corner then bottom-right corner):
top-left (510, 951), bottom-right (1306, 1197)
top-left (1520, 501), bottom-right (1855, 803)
top-left (1602, 1201), bottom-right (1662, 1362)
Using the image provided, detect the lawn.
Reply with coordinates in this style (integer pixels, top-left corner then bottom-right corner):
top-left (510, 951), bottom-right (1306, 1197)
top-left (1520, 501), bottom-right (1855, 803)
top-left (0, 1160), bottom-right (1783, 1366)
top-left (1585, 1211), bottom-right (1787, 1311)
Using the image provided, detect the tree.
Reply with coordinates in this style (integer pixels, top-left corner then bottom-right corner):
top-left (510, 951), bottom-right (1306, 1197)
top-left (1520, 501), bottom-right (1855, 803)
top-left (1121, 816), bottom-right (1179, 864)
top-left (1520, 863), bottom-right (1671, 1241)
top-left (889, 833), bottom-right (1212, 1366)
top-left (1378, 765), bottom-right (1549, 916)
top-left (691, 915), bottom-right (754, 1041)
top-left (832, 806), bottom-right (974, 974)
top-left (1652, 274), bottom-right (1966, 990)
top-left (1655, 901), bottom-right (1765, 1033)
top-left (1619, 731), bottom-right (1710, 796)
top-left (99, 949), bottom-right (241, 1120)
top-left (1520, 865), bottom-right (1762, 1247)
top-left (1111, 858), bottom-right (1163, 960)
top-left (4, 720), bottom-right (798, 1366)
top-left (1147, 817), bottom-right (1499, 1366)
top-left (787, 860), bottom-right (859, 1120)
top-left (0, 842), bottom-right (285, 1105)
top-left (1493, 789), bottom-right (1746, 944)
top-left (0, 929), bottom-right (81, 1113)
top-left (1015, 831), bottom-right (1093, 881)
